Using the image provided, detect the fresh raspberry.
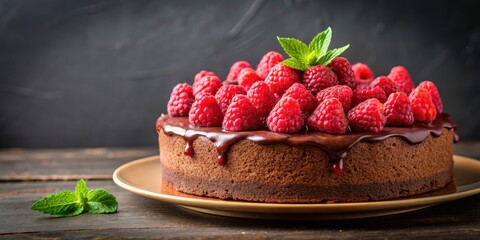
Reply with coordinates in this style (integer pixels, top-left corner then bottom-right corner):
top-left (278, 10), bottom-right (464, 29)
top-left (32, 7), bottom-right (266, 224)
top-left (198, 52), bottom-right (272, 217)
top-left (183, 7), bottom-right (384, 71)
top-left (188, 95), bottom-right (223, 127)
top-left (307, 98), bottom-right (348, 134)
top-left (388, 66), bottom-right (414, 94)
top-left (352, 85), bottom-right (387, 107)
top-left (167, 83), bottom-right (194, 117)
top-left (267, 97), bottom-right (304, 133)
top-left (409, 87), bottom-right (437, 122)
top-left (192, 75), bottom-right (222, 100)
top-left (418, 80), bottom-right (443, 113)
top-left (283, 83), bottom-right (318, 114)
top-left (348, 98), bottom-right (386, 133)
top-left (352, 63), bottom-right (374, 85)
top-left (194, 70), bottom-right (218, 83)
top-left (384, 92), bottom-right (414, 126)
top-left (247, 81), bottom-right (277, 123)
top-left (302, 65), bottom-right (338, 95)
top-left (328, 57), bottom-right (356, 89)
top-left (256, 51), bottom-right (283, 80)
top-left (226, 61), bottom-right (252, 83)
top-left (264, 63), bottom-right (299, 94)
top-left (215, 85), bottom-right (247, 115)
top-left (223, 95), bottom-right (260, 131)
top-left (316, 85), bottom-right (353, 111)
top-left (370, 76), bottom-right (398, 96)
top-left (237, 68), bottom-right (261, 91)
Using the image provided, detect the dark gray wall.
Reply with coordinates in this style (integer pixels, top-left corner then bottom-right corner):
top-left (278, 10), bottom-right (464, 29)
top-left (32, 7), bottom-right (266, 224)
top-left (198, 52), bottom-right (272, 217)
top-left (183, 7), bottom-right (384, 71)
top-left (1, 0), bottom-right (479, 148)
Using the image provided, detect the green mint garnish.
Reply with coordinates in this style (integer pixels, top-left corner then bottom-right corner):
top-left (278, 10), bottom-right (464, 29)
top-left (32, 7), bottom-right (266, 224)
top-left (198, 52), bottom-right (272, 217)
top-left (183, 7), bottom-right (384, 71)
top-left (277, 27), bottom-right (350, 71)
top-left (31, 179), bottom-right (118, 217)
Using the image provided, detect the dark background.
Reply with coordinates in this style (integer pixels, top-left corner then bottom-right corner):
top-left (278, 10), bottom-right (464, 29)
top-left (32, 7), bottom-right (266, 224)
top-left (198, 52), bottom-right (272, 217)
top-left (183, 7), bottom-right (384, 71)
top-left (1, 0), bottom-right (479, 148)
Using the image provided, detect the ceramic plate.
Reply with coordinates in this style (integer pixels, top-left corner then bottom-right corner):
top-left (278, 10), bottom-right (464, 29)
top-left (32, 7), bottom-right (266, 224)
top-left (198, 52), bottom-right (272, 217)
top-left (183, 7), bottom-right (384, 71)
top-left (113, 155), bottom-right (480, 220)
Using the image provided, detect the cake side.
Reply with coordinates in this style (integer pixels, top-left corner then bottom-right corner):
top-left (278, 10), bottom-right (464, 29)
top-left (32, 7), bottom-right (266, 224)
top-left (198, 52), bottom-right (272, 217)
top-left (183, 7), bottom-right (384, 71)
top-left (159, 128), bottom-right (453, 203)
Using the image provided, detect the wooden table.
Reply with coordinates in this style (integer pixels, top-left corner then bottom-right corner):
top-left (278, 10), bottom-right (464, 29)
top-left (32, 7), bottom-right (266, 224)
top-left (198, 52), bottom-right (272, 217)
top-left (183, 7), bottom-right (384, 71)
top-left (1, 143), bottom-right (479, 239)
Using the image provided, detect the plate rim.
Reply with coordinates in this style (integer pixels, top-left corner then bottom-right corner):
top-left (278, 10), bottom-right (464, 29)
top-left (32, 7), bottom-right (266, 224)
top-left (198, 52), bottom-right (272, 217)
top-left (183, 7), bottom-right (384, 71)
top-left (113, 155), bottom-right (480, 214)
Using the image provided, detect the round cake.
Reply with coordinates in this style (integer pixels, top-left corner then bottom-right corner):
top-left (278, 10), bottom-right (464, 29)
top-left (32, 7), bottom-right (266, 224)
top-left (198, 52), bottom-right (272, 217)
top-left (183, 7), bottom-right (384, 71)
top-left (157, 114), bottom-right (455, 203)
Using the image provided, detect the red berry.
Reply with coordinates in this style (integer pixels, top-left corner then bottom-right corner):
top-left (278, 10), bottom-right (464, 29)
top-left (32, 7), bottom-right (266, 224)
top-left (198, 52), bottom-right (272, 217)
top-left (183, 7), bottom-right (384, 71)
top-left (256, 51), bottom-right (283, 80)
top-left (370, 76), bottom-right (398, 96)
top-left (348, 98), bottom-right (386, 133)
top-left (188, 95), bottom-right (223, 127)
top-left (308, 98), bottom-right (348, 134)
top-left (192, 75), bottom-right (222, 100)
top-left (409, 87), bottom-right (437, 122)
top-left (167, 83), bottom-right (194, 117)
top-left (226, 61), bottom-right (252, 83)
top-left (247, 81), bottom-right (277, 123)
top-left (237, 68), bottom-right (261, 91)
top-left (418, 80), bottom-right (443, 113)
top-left (283, 83), bottom-right (318, 114)
top-left (384, 92), bottom-right (414, 126)
top-left (267, 97), bottom-right (304, 133)
top-left (316, 85), bottom-right (353, 111)
top-left (223, 95), bottom-right (260, 131)
top-left (194, 70), bottom-right (218, 83)
top-left (302, 65), bottom-right (338, 95)
top-left (265, 63), bottom-right (299, 94)
top-left (352, 85), bottom-right (387, 107)
top-left (215, 85), bottom-right (247, 115)
top-left (352, 63), bottom-right (374, 85)
top-left (328, 57), bottom-right (356, 89)
top-left (388, 66), bottom-right (414, 94)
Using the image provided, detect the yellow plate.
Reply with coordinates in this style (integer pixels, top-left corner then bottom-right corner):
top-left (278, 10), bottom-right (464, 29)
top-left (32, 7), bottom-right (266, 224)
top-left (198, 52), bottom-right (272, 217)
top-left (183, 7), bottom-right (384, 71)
top-left (113, 155), bottom-right (480, 220)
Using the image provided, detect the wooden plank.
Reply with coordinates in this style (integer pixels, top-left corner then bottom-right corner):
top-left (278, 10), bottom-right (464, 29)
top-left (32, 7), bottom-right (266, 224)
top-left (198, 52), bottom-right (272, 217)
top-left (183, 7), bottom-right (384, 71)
top-left (0, 181), bottom-right (480, 238)
top-left (0, 148), bottom-right (157, 181)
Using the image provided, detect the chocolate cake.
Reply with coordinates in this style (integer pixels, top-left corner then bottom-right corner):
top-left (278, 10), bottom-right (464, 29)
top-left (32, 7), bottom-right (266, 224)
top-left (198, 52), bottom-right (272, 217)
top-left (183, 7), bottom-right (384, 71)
top-left (157, 28), bottom-right (457, 203)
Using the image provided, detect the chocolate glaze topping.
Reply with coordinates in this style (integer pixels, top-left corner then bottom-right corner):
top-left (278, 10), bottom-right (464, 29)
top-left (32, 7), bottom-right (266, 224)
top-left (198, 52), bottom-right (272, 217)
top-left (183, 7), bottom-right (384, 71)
top-left (156, 113), bottom-right (457, 172)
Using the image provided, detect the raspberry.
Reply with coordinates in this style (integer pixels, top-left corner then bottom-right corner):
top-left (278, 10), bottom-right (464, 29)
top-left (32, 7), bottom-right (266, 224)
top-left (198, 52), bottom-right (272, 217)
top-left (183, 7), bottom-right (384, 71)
top-left (194, 70), bottom-right (218, 83)
top-left (167, 83), bottom-right (194, 117)
top-left (192, 75), bottom-right (222, 100)
top-left (283, 83), bottom-right (318, 114)
top-left (328, 57), bottom-right (356, 89)
top-left (352, 63), bottom-right (374, 85)
top-left (348, 98), bottom-right (386, 133)
top-left (267, 97), bottom-right (304, 133)
top-left (188, 95), bottom-right (223, 127)
top-left (256, 51), bottom-right (283, 80)
top-left (247, 81), bottom-right (277, 123)
top-left (223, 95), bottom-right (260, 131)
top-left (388, 66), bottom-right (414, 94)
top-left (352, 85), bottom-right (387, 107)
top-left (215, 85), bottom-right (247, 115)
top-left (409, 87), bottom-right (437, 122)
top-left (316, 85), bottom-right (353, 110)
top-left (307, 98), bottom-right (348, 134)
top-left (418, 80), bottom-right (443, 113)
top-left (370, 76), bottom-right (398, 96)
top-left (226, 61), bottom-right (252, 83)
top-left (384, 92), bottom-right (414, 126)
top-left (265, 63), bottom-right (299, 94)
top-left (302, 65), bottom-right (338, 95)
top-left (237, 68), bottom-right (261, 91)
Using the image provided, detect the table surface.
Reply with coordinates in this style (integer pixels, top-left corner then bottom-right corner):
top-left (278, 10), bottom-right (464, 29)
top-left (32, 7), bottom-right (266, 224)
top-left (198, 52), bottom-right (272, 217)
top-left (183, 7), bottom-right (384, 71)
top-left (1, 143), bottom-right (479, 239)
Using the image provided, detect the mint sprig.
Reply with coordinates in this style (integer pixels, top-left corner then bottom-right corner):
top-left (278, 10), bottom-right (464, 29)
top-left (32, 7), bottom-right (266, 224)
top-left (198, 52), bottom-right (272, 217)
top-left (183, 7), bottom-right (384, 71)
top-left (31, 179), bottom-right (118, 217)
top-left (277, 27), bottom-right (350, 70)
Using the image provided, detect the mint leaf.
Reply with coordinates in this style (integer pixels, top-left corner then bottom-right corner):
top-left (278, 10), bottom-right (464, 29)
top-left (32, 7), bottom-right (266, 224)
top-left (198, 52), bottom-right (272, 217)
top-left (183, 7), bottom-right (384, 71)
top-left (31, 191), bottom-right (83, 217)
top-left (31, 179), bottom-right (118, 217)
top-left (87, 189), bottom-right (118, 214)
top-left (281, 58), bottom-right (309, 71)
top-left (277, 37), bottom-right (309, 61)
top-left (309, 27), bottom-right (332, 58)
top-left (317, 44), bottom-right (350, 65)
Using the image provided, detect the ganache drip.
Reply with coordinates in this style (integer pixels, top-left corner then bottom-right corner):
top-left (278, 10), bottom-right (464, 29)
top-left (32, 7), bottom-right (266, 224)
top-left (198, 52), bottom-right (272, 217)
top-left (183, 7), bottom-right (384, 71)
top-left (156, 113), bottom-right (457, 172)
